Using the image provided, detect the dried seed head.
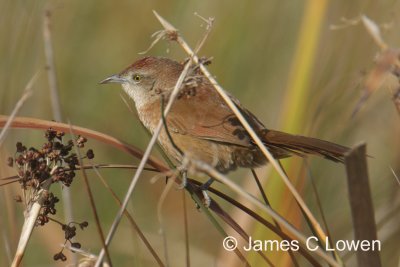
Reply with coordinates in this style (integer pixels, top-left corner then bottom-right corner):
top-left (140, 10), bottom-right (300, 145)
top-left (86, 149), bottom-right (94, 159)
top-left (45, 128), bottom-right (57, 142)
top-left (79, 221), bottom-right (89, 229)
top-left (76, 136), bottom-right (87, 148)
top-left (53, 251), bottom-right (67, 261)
top-left (16, 142), bottom-right (26, 153)
top-left (8, 128), bottom-right (92, 263)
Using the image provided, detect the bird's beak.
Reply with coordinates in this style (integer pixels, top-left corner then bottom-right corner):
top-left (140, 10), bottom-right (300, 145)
top-left (99, 74), bottom-right (128, 84)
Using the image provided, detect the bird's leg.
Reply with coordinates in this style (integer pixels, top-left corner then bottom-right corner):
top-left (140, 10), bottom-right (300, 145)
top-left (177, 170), bottom-right (188, 189)
top-left (198, 178), bottom-right (214, 207)
top-left (199, 178), bottom-right (215, 191)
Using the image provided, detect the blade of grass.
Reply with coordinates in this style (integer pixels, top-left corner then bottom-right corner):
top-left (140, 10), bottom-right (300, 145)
top-left (389, 167), bottom-right (400, 186)
top-left (393, 87), bottom-right (400, 116)
top-left (69, 124), bottom-right (112, 266)
top-left (90, 162), bottom-right (165, 267)
top-left (304, 160), bottom-right (341, 263)
top-left (250, 169), bottom-right (299, 267)
top-left (181, 190), bottom-right (190, 267)
top-left (156, 171), bottom-right (179, 266)
top-left (43, 7), bottom-right (62, 121)
top-left (344, 143), bottom-right (381, 267)
top-left (0, 73), bottom-right (37, 146)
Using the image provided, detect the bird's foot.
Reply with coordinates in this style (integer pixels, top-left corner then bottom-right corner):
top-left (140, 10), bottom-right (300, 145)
top-left (177, 171), bottom-right (187, 189)
top-left (198, 178), bottom-right (214, 208)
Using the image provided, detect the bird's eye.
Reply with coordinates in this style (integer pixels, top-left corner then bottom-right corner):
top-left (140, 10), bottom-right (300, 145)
top-left (133, 74), bottom-right (141, 82)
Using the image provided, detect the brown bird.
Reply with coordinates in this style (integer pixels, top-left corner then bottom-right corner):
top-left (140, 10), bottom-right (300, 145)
top-left (101, 56), bottom-right (349, 174)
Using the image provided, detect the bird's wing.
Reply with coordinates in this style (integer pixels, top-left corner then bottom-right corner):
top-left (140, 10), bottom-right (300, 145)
top-left (165, 82), bottom-right (264, 148)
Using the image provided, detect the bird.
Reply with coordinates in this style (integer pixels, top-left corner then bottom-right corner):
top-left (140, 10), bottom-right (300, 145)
top-left (100, 56), bottom-right (349, 175)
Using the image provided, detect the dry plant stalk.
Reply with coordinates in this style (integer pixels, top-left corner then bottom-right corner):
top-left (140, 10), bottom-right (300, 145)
top-left (394, 88), bottom-right (400, 115)
top-left (42, 9), bottom-right (75, 260)
top-left (0, 115), bottom-right (168, 172)
top-left (341, 15), bottom-right (400, 117)
top-left (43, 7), bottom-right (62, 122)
top-left (89, 164), bottom-right (165, 266)
top-left (11, 180), bottom-right (51, 267)
top-left (0, 73), bottom-right (37, 146)
top-left (69, 126), bottom-right (112, 265)
top-left (344, 144), bottom-right (382, 267)
top-left (156, 171), bottom-right (179, 266)
top-left (0, 73), bottom-right (36, 267)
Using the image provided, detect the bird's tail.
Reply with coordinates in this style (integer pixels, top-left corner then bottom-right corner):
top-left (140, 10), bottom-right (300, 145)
top-left (260, 129), bottom-right (350, 162)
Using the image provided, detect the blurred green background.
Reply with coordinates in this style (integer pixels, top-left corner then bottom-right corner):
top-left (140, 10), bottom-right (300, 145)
top-left (1, 0), bottom-right (399, 266)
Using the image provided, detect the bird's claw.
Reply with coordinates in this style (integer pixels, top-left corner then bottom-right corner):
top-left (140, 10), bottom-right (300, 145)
top-left (202, 189), bottom-right (211, 207)
top-left (177, 173), bottom-right (187, 189)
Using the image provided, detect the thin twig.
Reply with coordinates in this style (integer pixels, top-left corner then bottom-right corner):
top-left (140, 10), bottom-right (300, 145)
top-left (0, 180), bottom-right (20, 187)
top-left (63, 244), bottom-right (98, 259)
top-left (361, 15), bottom-right (387, 50)
top-left (120, 93), bottom-right (137, 117)
top-left (43, 7), bottom-right (62, 121)
top-left (157, 172), bottom-right (178, 267)
top-left (182, 190), bottom-right (190, 267)
top-left (90, 162), bottom-right (165, 267)
top-left (69, 124), bottom-right (112, 266)
top-left (76, 164), bottom-right (160, 173)
top-left (43, 7), bottom-right (75, 247)
top-left (139, 30), bottom-right (170, 55)
top-left (193, 13), bottom-right (214, 54)
top-left (390, 167), bottom-right (400, 186)
top-left (1, 175), bottom-right (19, 181)
top-left (0, 73), bottom-right (37, 146)
top-left (250, 169), bottom-right (299, 267)
top-left (153, 10), bottom-right (330, 253)
top-left (394, 87), bottom-right (400, 115)
top-left (5, 73), bottom-right (39, 267)
top-left (303, 160), bottom-right (341, 264)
